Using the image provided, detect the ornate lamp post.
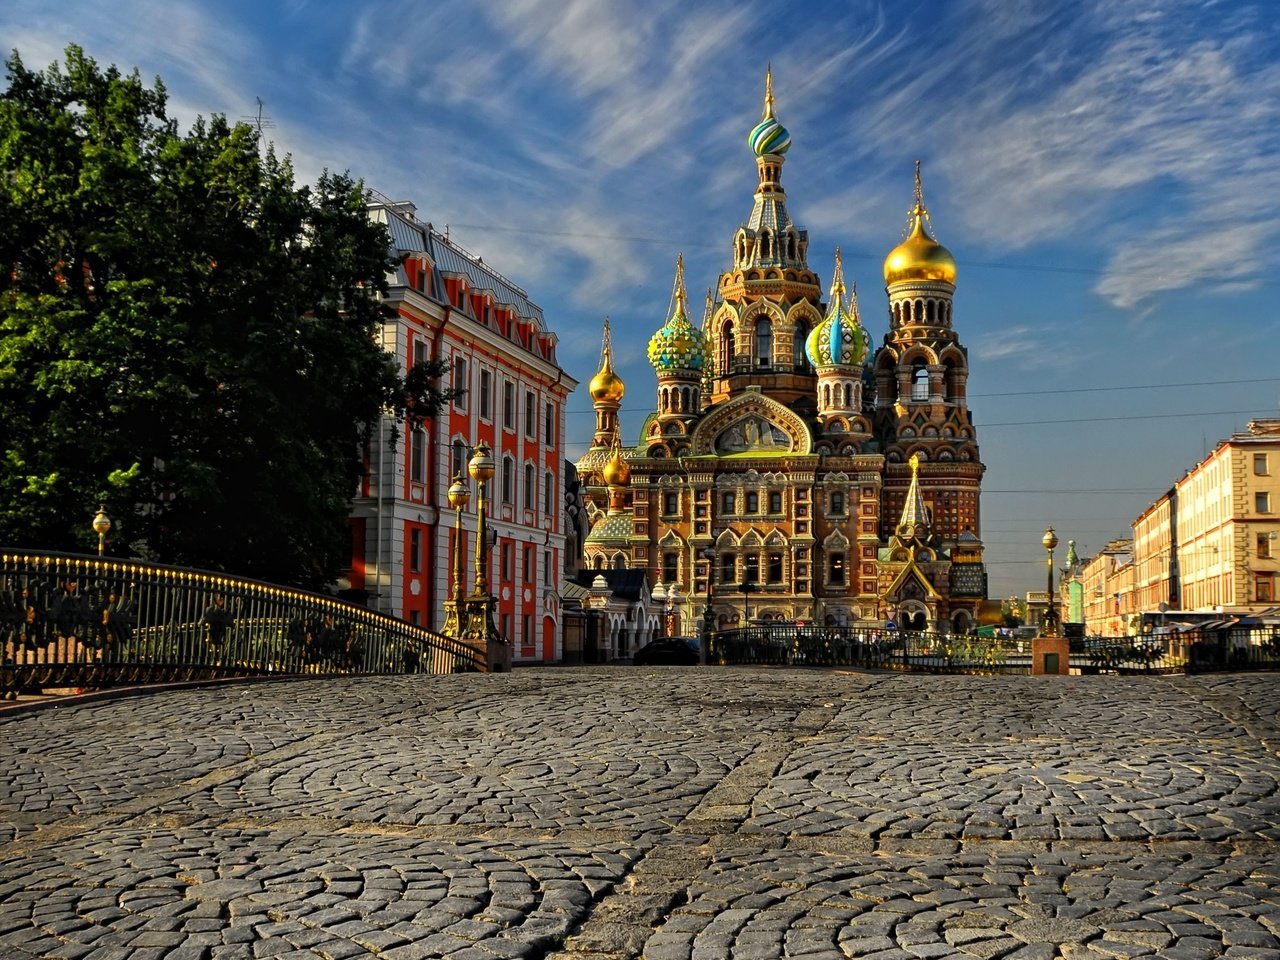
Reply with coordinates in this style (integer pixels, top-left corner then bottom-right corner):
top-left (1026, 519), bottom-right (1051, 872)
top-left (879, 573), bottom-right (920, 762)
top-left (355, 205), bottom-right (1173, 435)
top-left (464, 442), bottom-right (508, 669)
top-left (92, 506), bottom-right (111, 557)
top-left (1042, 526), bottom-right (1059, 636)
top-left (441, 473), bottom-right (470, 639)
top-left (469, 445), bottom-right (495, 594)
top-left (700, 546), bottom-right (715, 664)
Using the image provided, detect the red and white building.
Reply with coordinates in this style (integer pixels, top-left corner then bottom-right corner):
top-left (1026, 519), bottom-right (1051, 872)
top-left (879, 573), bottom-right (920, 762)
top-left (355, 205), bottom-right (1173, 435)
top-left (343, 197), bottom-right (577, 663)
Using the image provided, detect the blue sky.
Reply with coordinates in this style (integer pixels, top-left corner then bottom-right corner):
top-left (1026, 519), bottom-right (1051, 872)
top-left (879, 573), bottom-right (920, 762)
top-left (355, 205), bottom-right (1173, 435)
top-left (4, 0), bottom-right (1279, 600)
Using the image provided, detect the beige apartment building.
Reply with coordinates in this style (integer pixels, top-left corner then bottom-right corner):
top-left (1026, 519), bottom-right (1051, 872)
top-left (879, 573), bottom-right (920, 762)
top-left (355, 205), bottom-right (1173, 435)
top-left (1079, 539), bottom-right (1134, 635)
top-left (1077, 420), bottom-right (1280, 635)
top-left (1176, 419), bottom-right (1279, 611)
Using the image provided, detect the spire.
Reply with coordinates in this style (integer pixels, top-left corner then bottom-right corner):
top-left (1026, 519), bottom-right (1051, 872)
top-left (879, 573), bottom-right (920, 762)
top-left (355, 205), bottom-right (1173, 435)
top-left (829, 246), bottom-right (846, 300)
top-left (673, 253), bottom-right (688, 320)
top-left (907, 159), bottom-right (933, 239)
top-left (763, 62), bottom-right (775, 120)
top-left (896, 453), bottom-right (931, 542)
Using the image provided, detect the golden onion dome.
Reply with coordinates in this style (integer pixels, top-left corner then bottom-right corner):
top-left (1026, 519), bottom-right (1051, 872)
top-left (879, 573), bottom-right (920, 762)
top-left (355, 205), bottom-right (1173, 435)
top-left (883, 162), bottom-right (956, 287)
top-left (588, 318), bottom-right (626, 403)
top-left (602, 444), bottom-right (630, 486)
top-left (589, 368), bottom-right (625, 404)
top-left (883, 213), bottom-right (957, 286)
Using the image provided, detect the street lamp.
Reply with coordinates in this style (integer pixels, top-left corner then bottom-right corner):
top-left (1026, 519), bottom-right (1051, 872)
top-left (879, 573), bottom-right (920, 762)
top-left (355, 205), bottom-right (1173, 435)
top-left (441, 472), bottom-right (470, 639)
top-left (664, 584), bottom-right (681, 637)
top-left (1042, 526), bottom-right (1059, 636)
top-left (468, 443), bottom-right (495, 597)
top-left (92, 506), bottom-right (111, 557)
top-left (700, 546), bottom-right (716, 663)
top-left (462, 441), bottom-right (507, 669)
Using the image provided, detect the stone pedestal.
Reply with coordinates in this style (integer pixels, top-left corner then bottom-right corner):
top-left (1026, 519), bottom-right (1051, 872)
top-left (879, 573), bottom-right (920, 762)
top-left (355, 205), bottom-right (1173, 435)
top-left (1031, 634), bottom-right (1070, 675)
top-left (484, 637), bottom-right (512, 673)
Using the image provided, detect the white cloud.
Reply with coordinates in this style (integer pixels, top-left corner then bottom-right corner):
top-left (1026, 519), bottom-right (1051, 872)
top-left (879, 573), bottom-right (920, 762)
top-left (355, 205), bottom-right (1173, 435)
top-left (917, 0), bottom-right (1280, 307)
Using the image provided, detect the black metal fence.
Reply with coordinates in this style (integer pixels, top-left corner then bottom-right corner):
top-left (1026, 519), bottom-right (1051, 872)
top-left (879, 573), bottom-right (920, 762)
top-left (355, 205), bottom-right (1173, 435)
top-left (708, 626), bottom-right (1032, 674)
top-left (707, 623), bottom-right (1280, 675)
top-left (1, 550), bottom-right (483, 698)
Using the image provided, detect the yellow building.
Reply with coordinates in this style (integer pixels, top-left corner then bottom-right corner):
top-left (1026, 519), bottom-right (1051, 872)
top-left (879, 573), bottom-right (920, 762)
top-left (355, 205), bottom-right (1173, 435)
top-left (1176, 419), bottom-right (1280, 611)
top-left (1078, 539), bottom-right (1134, 635)
top-left (575, 72), bottom-right (987, 647)
top-left (1100, 419), bottom-right (1280, 633)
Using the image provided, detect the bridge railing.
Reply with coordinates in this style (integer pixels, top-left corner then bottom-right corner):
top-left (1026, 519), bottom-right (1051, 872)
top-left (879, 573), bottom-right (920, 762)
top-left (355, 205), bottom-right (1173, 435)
top-left (1, 550), bottom-right (483, 698)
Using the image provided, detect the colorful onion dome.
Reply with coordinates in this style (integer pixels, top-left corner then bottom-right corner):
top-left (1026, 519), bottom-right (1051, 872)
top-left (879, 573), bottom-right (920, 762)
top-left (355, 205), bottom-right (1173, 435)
top-left (883, 161), bottom-right (956, 286)
top-left (602, 439), bottom-right (631, 486)
top-left (647, 254), bottom-right (708, 375)
top-left (805, 249), bottom-right (869, 367)
top-left (588, 318), bottom-right (626, 403)
top-left (748, 66), bottom-right (791, 157)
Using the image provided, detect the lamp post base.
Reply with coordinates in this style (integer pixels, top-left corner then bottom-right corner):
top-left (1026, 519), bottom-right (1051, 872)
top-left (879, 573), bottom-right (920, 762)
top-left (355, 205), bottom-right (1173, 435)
top-left (1031, 633), bottom-right (1070, 675)
top-left (460, 591), bottom-right (509, 672)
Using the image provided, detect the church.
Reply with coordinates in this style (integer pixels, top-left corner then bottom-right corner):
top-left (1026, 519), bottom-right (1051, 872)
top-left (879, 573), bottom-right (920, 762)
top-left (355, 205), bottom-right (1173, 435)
top-left (575, 72), bottom-right (987, 637)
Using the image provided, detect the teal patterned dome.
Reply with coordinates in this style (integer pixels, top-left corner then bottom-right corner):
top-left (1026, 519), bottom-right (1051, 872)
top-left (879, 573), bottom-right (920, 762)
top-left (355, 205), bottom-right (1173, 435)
top-left (648, 255), bottom-right (708, 374)
top-left (806, 251), bottom-right (868, 367)
top-left (748, 66), bottom-right (791, 156)
top-left (749, 116), bottom-right (791, 156)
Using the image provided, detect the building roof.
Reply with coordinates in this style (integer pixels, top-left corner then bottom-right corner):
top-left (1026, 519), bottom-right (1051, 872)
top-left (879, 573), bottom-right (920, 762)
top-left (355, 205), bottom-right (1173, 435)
top-left (570, 568), bottom-right (649, 601)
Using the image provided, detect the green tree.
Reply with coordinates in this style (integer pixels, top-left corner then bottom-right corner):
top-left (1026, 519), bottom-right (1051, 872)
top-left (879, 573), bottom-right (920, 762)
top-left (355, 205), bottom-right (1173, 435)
top-left (0, 46), bottom-right (449, 586)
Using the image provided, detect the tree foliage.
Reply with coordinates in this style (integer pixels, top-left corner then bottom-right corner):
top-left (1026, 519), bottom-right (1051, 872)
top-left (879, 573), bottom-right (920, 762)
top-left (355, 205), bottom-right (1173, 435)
top-left (0, 46), bottom-right (448, 586)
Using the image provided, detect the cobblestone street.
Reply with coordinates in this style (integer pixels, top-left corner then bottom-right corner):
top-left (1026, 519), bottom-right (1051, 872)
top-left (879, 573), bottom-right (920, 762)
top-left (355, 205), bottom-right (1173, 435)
top-left (1, 669), bottom-right (1278, 959)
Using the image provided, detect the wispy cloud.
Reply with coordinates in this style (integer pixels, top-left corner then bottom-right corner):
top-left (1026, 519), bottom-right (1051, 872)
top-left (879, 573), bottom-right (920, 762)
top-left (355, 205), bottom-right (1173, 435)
top-left (888, 0), bottom-right (1280, 308)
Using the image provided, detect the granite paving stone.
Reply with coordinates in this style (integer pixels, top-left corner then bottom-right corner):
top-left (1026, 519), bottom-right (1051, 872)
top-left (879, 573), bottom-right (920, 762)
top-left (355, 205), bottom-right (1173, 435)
top-left (0, 669), bottom-right (1275, 959)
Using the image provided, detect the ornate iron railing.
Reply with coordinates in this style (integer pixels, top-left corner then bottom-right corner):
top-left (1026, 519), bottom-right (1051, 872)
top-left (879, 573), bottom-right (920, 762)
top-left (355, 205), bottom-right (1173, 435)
top-left (1, 550), bottom-right (483, 698)
top-left (707, 623), bottom-right (1280, 675)
top-left (708, 626), bottom-right (1031, 674)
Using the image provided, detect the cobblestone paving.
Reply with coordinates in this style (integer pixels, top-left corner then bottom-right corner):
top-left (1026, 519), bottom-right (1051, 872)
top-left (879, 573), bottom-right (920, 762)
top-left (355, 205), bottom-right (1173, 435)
top-left (0, 670), bottom-right (1276, 959)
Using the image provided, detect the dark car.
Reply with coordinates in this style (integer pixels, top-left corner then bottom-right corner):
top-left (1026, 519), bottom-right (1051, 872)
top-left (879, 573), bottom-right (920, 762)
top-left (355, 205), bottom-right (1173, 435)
top-left (633, 636), bottom-right (700, 666)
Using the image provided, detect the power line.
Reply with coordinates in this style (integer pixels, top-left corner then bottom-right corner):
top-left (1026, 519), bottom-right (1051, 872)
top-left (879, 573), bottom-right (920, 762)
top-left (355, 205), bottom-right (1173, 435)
top-left (448, 222), bottom-right (1280, 288)
top-left (983, 408), bottom-right (1274, 428)
top-left (972, 377), bottom-right (1280, 399)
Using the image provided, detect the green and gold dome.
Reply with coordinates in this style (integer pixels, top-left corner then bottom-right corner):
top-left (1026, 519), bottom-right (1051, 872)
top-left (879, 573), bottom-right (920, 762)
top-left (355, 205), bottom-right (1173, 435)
top-left (806, 249), bottom-right (868, 367)
top-left (647, 254), bottom-right (708, 375)
top-left (748, 65), bottom-right (791, 157)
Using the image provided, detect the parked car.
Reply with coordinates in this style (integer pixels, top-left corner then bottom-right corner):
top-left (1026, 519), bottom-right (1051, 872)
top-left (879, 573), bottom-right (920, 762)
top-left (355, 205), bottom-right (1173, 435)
top-left (633, 636), bottom-right (700, 666)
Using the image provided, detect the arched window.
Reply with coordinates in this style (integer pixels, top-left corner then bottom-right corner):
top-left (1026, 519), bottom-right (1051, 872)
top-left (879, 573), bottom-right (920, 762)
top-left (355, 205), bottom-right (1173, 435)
top-left (500, 456), bottom-right (515, 503)
top-left (760, 230), bottom-right (772, 259)
top-left (721, 320), bottom-right (735, 373)
top-left (793, 321), bottom-right (808, 370)
top-left (756, 317), bottom-right (773, 367)
top-left (911, 360), bottom-right (929, 401)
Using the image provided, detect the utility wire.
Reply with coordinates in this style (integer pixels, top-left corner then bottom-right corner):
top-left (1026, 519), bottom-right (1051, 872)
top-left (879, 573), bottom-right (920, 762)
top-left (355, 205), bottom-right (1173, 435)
top-left (448, 223), bottom-right (1280, 288)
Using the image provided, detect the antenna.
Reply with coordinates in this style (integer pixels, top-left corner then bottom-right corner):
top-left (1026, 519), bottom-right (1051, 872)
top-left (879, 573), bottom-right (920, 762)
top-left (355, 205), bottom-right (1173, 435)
top-left (240, 97), bottom-right (276, 139)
